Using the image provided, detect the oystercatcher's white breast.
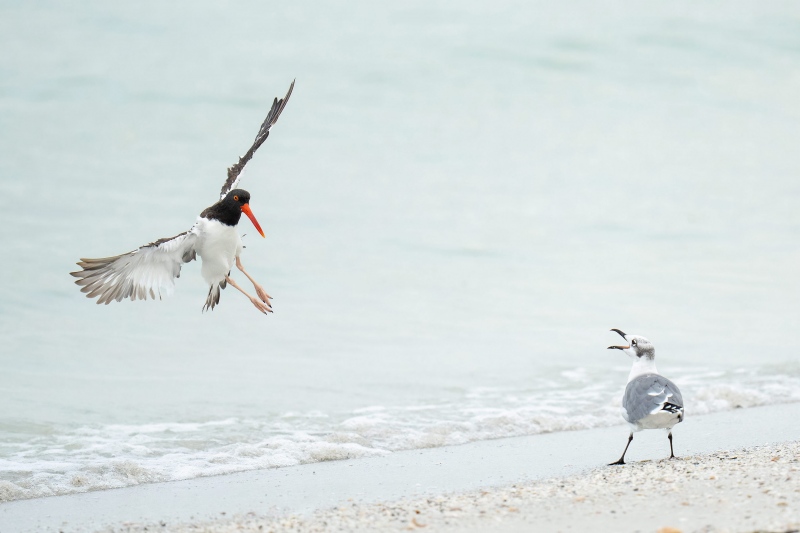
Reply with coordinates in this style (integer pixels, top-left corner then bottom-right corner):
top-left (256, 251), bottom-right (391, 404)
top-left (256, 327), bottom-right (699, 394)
top-left (194, 217), bottom-right (242, 285)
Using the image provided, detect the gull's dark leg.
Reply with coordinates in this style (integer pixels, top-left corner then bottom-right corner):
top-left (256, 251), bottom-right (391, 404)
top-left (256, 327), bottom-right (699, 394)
top-left (609, 432), bottom-right (633, 466)
top-left (668, 431), bottom-right (676, 459)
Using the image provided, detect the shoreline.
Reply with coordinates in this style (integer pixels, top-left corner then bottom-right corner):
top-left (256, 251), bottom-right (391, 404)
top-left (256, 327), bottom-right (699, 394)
top-left (1, 403), bottom-right (799, 532)
top-left (145, 441), bottom-right (800, 533)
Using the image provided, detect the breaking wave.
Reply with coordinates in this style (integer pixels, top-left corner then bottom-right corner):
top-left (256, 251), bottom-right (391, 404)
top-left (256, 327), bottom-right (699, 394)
top-left (1, 365), bottom-right (798, 502)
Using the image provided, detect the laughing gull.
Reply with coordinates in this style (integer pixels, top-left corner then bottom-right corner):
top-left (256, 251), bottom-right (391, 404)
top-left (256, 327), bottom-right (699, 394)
top-left (607, 328), bottom-right (684, 465)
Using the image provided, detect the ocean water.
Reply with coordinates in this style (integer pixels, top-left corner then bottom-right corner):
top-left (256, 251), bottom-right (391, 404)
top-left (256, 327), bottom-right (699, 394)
top-left (1, 1), bottom-right (800, 501)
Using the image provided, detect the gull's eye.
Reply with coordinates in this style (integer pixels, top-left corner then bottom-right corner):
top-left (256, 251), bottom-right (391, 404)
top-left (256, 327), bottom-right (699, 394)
top-left (632, 339), bottom-right (637, 346)
top-left (234, 195), bottom-right (239, 202)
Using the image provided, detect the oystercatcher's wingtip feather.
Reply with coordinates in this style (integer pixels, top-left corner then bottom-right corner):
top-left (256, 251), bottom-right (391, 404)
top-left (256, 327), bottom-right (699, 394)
top-left (219, 80), bottom-right (295, 199)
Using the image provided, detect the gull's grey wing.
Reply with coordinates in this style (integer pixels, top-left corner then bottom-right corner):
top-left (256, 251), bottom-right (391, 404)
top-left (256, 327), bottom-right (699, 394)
top-left (70, 225), bottom-right (199, 304)
top-left (220, 80), bottom-right (295, 200)
top-left (622, 374), bottom-right (684, 424)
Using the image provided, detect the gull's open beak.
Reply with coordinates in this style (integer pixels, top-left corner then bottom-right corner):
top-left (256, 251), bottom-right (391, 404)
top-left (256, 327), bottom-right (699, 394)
top-left (607, 328), bottom-right (629, 350)
top-left (241, 204), bottom-right (265, 238)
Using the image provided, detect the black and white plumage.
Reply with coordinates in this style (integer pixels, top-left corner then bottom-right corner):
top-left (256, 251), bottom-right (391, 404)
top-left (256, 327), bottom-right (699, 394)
top-left (70, 81), bottom-right (295, 314)
top-left (220, 80), bottom-right (294, 200)
top-left (606, 328), bottom-right (685, 465)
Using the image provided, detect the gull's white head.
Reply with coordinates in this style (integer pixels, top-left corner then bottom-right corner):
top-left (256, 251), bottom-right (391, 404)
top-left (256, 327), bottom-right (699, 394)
top-left (607, 328), bottom-right (655, 361)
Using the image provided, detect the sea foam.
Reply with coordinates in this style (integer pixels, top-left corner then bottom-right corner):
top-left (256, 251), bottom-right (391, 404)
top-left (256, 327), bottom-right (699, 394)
top-left (1, 367), bottom-right (798, 502)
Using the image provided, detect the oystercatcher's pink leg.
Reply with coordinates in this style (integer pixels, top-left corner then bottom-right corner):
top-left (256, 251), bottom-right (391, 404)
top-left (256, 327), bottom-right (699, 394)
top-left (225, 275), bottom-right (272, 314)
top-left (235, 256), bottom-right (272, 307)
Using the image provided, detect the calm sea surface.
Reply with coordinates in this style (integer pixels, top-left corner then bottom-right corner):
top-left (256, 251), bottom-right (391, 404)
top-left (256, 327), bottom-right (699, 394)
top-left (1, 1), bottom-right (799, 500)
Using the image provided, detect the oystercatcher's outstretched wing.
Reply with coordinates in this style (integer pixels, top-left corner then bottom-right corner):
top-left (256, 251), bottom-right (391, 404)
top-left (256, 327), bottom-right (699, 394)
top-left (220, 80), bottom-right (295, 200)
top-left (70, 227), bottom-right (199, 304)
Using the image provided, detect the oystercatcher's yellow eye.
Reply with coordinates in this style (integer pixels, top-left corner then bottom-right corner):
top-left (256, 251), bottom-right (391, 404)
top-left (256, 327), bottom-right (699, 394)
top-left (234, 195), bottom-right (239, 201)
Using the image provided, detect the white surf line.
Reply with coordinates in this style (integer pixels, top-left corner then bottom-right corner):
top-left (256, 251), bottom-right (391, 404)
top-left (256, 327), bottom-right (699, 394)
top-left (1, 402), bottom-right (799, 533)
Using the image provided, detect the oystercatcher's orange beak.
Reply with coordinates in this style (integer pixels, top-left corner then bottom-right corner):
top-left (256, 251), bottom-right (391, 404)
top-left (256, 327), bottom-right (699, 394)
top-left (241, 204), bottom-right (265, 238)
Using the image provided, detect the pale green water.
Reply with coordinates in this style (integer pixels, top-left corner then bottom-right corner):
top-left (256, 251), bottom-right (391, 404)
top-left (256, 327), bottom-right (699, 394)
top-left (1, 0), bottom-right (799, 500)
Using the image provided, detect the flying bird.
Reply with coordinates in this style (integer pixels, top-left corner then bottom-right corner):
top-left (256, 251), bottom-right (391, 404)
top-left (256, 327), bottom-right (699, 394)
top-left (70, 80), bottom-right (295, 314)
top-left (607, 328), bottom-right (685, 465)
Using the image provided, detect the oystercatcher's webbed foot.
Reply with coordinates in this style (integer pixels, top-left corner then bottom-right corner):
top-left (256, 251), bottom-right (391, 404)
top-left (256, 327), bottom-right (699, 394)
top-left (225, 275), bottom-right (272, 315)
top-left (235, 256), bottom-right (272, 308)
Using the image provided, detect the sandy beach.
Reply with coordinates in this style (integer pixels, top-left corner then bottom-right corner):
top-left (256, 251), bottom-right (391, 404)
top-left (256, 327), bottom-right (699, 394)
top-left (158, 441), bottom-right (800, 533)
top-left (2, 403), bottom-right (799, 533)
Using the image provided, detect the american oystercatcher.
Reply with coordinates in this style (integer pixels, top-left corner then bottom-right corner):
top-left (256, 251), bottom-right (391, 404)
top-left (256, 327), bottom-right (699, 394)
top-left (606, 328), bottom-right (685, 465)
top-left (70, 80), bottom-right (294, 314)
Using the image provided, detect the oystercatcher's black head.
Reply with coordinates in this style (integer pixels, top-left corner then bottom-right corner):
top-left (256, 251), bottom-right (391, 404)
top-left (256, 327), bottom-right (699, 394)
top-left (201, 189), bottom-right (265, 237)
